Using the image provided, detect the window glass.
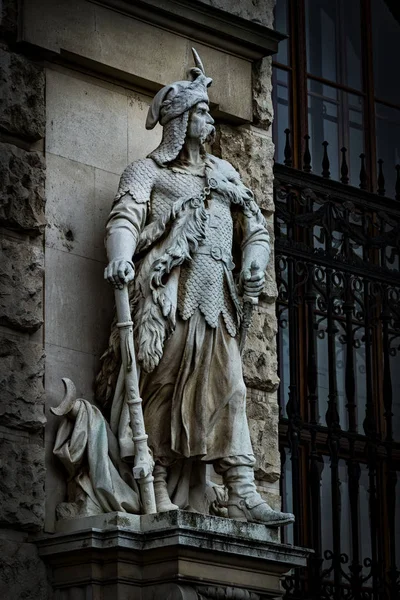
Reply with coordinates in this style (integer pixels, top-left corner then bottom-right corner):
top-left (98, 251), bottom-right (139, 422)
top-left (375, 103), bottom-right (400, 199)
top-left (273, 68), bottom-right (290, 164)
top-left (282, 448), bottom-right (294, 545)
top-left (321, 456), bottom-right (333, 567)
top-left (278, 307), bottom-right (290, 417)
top-left (306, 0), bottom-right (337, 83)
top-left (308, 81), bottom-right (339, 180)
top-left (359, 464), bottom-right (372, 576)
top-left (389, 349), bottom-right (400, 442)
top-left (339, 459), bottom-right (351, 573)
top-left (316, 317), bottom-right (329, 424)
top-left (371, 0), bottom-right (400, 106)
top-left (348, 93), bottom-right (364, 186)
top-left (308, 82), bottom-right (364, 184)
top-left (355, 329), bottom-right (367, 434)
top-left (306, 0), bottom-right (362, 90)
top-left (274, 0), bottom-right (289, 65)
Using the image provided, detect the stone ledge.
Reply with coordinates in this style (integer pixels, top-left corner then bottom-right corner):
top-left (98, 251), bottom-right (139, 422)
top-left (36, 511), bottom-right (309, 599)
top-left (90, 0), bottom-right (285, 61)
top-left (38, 510), bottom-right (309, 569)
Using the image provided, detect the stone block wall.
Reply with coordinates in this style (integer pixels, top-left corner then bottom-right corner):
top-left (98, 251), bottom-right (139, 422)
top-left (43, 67), bottom-right (162, 530)
top-left (0, 1), bottom-right (48, 597)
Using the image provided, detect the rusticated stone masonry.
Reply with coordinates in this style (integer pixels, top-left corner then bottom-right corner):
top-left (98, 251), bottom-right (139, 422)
top-left (0, 1), bottom-right (47, 598)
top-left (215, 95), bottom-right (281, 506)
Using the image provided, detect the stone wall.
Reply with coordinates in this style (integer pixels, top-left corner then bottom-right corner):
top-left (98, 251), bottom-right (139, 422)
top-left (0, 1), bottom-right (48, 597)
top-left (44, 67), bottom-right (162, 529)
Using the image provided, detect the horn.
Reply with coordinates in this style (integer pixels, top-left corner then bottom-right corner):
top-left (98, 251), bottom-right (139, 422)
top-left (192, 47), bottom-right (205, 75)
top-left (50, 378), bottom-right (77, 416)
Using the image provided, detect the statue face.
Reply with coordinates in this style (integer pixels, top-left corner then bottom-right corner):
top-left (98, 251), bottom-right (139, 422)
top-left (186, 101), bottom-right (215, 143)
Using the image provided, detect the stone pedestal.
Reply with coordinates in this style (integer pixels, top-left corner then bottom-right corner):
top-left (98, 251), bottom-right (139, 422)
top-left (36, 511), bottom-right (308, 599)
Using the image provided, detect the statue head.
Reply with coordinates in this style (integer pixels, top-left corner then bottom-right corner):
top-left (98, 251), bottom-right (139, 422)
top-left (146, 49), bottom-right (215, 166)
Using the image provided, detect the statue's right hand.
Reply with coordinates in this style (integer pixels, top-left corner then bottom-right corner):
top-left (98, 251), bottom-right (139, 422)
top-left (104, 259), bottom-right (135, 289)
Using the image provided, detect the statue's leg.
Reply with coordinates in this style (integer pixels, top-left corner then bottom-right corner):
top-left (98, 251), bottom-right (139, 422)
top-left (214, 457), bottom-right (294, 526)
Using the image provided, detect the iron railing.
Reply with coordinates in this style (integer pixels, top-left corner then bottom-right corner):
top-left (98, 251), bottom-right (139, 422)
top-left (274, 160), bottom-right (400, 600)
top-left (281, 129), bottom-right (400, 200)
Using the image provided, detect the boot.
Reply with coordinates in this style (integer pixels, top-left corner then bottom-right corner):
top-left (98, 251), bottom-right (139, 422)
top-left (153, 464), bottom-right (179, 512)
top-left (223, 466), bottom-right (294, 526)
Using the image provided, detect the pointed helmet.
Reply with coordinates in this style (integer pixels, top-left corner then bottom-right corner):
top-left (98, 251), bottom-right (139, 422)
top-left (146, 49), bottom-right (212, 166)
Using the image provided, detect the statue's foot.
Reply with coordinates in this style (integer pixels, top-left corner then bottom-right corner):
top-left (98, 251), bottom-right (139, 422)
top-left (154, 485), bottom-right (179, 512)
top-left (227, 495), bottom-right (294, 526)
top-left (156, 498), bottom-right (179, 512)
top-left (153, 464), bottom-right (179, 512)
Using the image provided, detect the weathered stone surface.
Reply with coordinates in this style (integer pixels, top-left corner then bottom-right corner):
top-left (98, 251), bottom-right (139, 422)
top-left (0, 47), bottom-right (45, 140)
top-left (253, 57), bottom-right (274, 129)
top-left (242, 305), bottom-right (279, 392)
top-left (0, 0), bottom-right (18, 39)
top-left (0, 236), bottom-right (44, 333)
top-left (0, 433), bottom-right (45, 530)
top-left (215, 124), bottom-right (275, 212)
top-left (0, 143), bottom-right (46, 233)
top-left (248, 389), bottom-right (280, 483)
top-left (197, 0), bottom-right (275, 27)
top-left (0, 335), bottom-right (45, 431)
top-left (0, 538), bottom-right (48, 600)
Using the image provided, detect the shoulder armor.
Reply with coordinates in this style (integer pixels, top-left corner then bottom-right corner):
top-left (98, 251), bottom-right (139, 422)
top-left (113, 158), bottom-right (159, 205)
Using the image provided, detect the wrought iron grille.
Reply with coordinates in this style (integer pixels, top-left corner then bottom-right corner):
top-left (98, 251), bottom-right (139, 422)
top-left (274, 163), bottom-right (400, 600)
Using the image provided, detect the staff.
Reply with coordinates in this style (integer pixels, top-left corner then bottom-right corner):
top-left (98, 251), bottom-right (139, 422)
top-left (114, 285), bottom-right (157, 514)
top-left (239, 261), bottom-right (260, 355)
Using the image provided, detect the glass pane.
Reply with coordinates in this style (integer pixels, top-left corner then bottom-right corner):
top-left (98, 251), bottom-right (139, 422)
top-left (321, 456), bottom-right (333, 566)
top-left (389, 349), bottom-right (400, 442)
top-left (305, 0), bottom-right (362, 90)
top-left (274, 0), bottom-right (289, 65)
top-left (308, 82), bottom-right (365, 184)
top-left (339, 459), bottom-right (351, 572)
top-left (336, 331), bottom-right (348, 430)
top-left (273, 68), bottom-right (290, 164)
top-left (375, 102), bottom-right (400, 199)
top-left (278, 306), bottom-right (290, 417)
top-left (316, 317), bottom-right (328, 424)
top-left (372, 0), bottom-right (400, 106)
top-left (355, 328), bottom-right (367, 434)
top-left (308, 81), bottom-right (339, 180)
top-left (359, 464), bottom-right (372, 577)
top-left (348, 93), bottom-right (364, 186)
top-left (282, 448), bottom-right (294, 545)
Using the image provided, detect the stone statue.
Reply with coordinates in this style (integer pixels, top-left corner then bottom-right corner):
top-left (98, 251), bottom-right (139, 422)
top-left (52, 49), bottom-right (294, 527)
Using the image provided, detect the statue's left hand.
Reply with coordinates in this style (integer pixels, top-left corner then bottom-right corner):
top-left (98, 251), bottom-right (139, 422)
top-left (240, 261), bottom-right (265, 298)
top-left (104, 259), bottom-right (135, 289)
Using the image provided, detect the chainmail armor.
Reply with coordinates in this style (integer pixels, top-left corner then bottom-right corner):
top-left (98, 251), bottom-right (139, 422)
top-left (178, 192), bottom-right (238, 336)
top-left (111, 161), bottom-right (245, 338)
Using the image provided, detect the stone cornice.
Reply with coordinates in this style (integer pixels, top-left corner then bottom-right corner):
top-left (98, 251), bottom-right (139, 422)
top-left (88, 0), bottom-right (286, 61)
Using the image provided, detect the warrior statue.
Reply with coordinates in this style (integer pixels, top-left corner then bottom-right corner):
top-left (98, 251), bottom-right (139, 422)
top-left (52, 49), bottom-right (294, 527)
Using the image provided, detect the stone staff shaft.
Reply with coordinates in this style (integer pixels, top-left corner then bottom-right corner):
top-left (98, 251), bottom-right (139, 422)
top-left (239, 261), bottom-right (259, 355)
top-left (115, 286), bottom-right (157, 514)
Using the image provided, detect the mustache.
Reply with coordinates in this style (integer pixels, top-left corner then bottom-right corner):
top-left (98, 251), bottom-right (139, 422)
top-left (200, 124), bottom-right (216, 145)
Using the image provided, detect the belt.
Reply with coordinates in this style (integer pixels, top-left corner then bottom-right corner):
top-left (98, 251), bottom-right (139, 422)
top-left (196, 244), bottom-right (235, 270)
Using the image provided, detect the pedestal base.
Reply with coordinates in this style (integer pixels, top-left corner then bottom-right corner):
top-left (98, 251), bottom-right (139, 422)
top-left (36, 511), bottom-right (309, 599)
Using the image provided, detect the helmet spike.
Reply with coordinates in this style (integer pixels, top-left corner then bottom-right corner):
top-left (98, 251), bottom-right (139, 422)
top-left (192, 47), bottom-right (205, 75)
